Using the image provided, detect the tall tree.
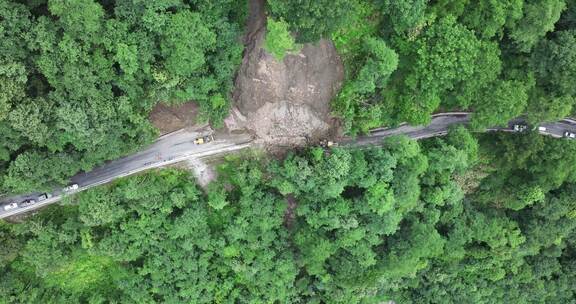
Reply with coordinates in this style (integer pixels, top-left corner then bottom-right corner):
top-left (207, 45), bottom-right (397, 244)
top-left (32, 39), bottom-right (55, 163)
top-left (508, 0), bottom-right (566, 51)
top-left (267, 0), bottom-right (356, 42)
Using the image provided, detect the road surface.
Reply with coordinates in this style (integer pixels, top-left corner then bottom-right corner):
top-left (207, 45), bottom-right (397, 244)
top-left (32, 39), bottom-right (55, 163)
top-left (2, 112), bottom-right (575, 219)
top-left (344, 113), bottom-right (575, 146)
top-left (0, 128), bottom-right (253, 218)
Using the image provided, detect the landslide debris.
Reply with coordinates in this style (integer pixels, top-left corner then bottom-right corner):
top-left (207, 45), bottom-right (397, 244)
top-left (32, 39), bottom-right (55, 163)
top-left (227, 0), bottom-right (344, 148)
top-left (150, 102), bottom-right (199, 135)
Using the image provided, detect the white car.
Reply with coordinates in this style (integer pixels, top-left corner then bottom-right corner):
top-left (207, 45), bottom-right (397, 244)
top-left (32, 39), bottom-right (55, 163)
top-left (63, 183), bottom-right (79, 192)
top-left (3, 202), bottom-right (18, 211)
top-left (538, 126), bottom-right (547, 132)
top-left (564, 131), bottom-right (576, 139)
top-left (513, 124), bottom-right (527, 132)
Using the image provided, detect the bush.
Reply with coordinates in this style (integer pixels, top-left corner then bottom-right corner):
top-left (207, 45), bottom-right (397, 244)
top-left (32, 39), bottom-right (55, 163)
top-left (264, 18), bottom-right (298, 61)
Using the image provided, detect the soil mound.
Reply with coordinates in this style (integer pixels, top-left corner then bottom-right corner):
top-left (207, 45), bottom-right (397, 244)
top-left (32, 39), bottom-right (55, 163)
top-left (150, 102), bottom-right (199, 135)
top-left (228, 0), bottom-right (344, 147)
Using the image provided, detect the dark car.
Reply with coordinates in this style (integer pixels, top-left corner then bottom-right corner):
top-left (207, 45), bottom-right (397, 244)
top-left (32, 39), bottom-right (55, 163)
top-left (20, 199), bottom-right (37, 207)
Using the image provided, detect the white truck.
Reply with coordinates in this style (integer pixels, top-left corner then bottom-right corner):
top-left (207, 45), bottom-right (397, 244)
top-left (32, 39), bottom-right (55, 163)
top-left (63, 183), bottom-right (79, 192)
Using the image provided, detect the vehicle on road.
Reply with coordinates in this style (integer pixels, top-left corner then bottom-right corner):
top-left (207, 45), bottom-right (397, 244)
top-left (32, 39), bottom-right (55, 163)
top-left (538, 126), bottom-right (547, 132)
top-left (37, 193), bottom-right (52, 201)
top-left (513, 124), bottom-right (528, 132)
top-left (564, 131), bottom-right (576, 139)
top-left (194, 134), bottom-right (215, 145)
top-left (21, 199), bottom-right (36, 207)
top-left (3, 202), bottom-right (18, 211)
top-left (63, 183), bottom-right (79, 192)
top-left (320, 139), bottom-right (338, 147)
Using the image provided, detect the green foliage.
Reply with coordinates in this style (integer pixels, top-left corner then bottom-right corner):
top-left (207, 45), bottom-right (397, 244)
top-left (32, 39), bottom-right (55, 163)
top-left (526, 94), bottom-right (574, 123)
top-left (322, 0), bottom-right (572, 134)
top-left (331, 1), bottom-right (380, 66)
top-left (267, 0), bottom-right (356, 42)
top-left (461, 0), bottom-right (523, 39)
top-left (264, 18), bottom-right (298, 61)
top-left (0, 61), bottom-right (26, 121)
top-left (4, 130), bottom-right (576, 302)
top-left (0, 0), bottom-right (244, 194)
top-left (471, 80), bottom-right (529, 128)
top-left (508, 0), bottom-right (567, 52)
top-left (160, 11), bottom-right (216, 77)
top-left (380, 0), bottom-right (430, 35)
top-left (476, 132), bottom-right (576, 210)
top-left (45, 254), bottom-right (122, 295)
top-left (1, 167), bottom-right (300, 303)
top-left (0, 130), bottom-right (476, 303)
top-left (431, 0), bottom-right (470, 17)
top-left (392, 133), bottom-right (576, 303)
top-left (333, 38), bottom-right (399, 134)
top-left (260, 0), bottom-right (574, 135)
top-left (557, 1), bottom-right (576, 30)
top-left (357, 16), bottom-right (500, 127)
top-left (531, 30), bottom-right (576, 98)
top-left (2, 0), bottom-right (576, 302)
top-left (402, 16), bottom-right (500, 111)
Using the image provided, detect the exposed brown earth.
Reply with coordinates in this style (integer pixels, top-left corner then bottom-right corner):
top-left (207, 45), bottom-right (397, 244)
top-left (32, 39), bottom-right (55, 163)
top-left (150, 0), bottom-right (344, 149)
top-left (149, 102), bottom-right (199, 135)
top-left (227, 0), bottom-right (344, 149)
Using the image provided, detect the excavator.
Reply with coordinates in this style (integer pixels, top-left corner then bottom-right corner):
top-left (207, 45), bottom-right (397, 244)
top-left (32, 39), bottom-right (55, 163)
top-left (194, 134), bottom-right (215, 145)
top-left (320, 139), bottom-right (337, 148)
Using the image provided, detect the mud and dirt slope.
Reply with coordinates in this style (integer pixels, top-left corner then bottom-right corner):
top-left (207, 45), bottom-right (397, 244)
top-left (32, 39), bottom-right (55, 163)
top-left (150, 102), bottom-right (199, 135)
top-left (227, 0), bottom-right (344, 148)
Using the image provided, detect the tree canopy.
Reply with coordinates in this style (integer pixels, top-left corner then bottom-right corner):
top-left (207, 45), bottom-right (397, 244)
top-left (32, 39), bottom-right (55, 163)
top-left (4, 129), bottom-right (576, 302)
top-left (0, 0), bottom-right (245, 194)
top-left (1, 1), bottom-right (576, 302)
top-left (306, 0), bottom-right (576, 133)
top-left (267, 0), bottom-right (354, 42)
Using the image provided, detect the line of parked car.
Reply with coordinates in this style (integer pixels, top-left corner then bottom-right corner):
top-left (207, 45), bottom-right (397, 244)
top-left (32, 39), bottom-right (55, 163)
top-left (2, 183), bottom-right (79, 212)
top-left (512, 124), bottom-right (575, 139)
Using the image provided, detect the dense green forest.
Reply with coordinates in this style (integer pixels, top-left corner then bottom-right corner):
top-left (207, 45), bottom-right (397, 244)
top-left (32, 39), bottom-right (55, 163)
top-left (269, 0), bottom-right (576, 134)
top-left (2, 0), bottom-right (575, 192)
top-left (2, 130), bottom-right (576, 303)
top-left (2, 0), bottom-right (576, 302)
top-left (0, 0), bottom-right (245, 194)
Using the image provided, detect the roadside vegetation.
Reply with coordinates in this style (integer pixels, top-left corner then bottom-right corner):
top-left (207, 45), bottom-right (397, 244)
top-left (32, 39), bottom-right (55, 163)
top-left (2, 0), bottom-right (574, 193)
top-left (2, 1), bottom-right (576, 302)
top-left (269, 0), bottom-right (576, 135)
top-left (2, 129), bottom-right (576, 302)
top-left (0, 0), bottom-right (245, 194)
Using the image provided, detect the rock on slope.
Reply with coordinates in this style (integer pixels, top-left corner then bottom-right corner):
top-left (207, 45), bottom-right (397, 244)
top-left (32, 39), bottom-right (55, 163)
top-left (227, 0), bottom-right (344, 147)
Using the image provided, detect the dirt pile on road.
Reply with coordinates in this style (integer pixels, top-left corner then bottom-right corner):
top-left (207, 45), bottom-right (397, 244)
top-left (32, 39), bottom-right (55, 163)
top-left (227, 0), bottom-right (344, 148)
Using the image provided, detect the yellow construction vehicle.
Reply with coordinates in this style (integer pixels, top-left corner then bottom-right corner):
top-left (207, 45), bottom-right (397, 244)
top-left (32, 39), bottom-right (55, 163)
top-left (320, 139), bottom-right (337, 147)
top-left (194, 134), bottom-right (215, 145)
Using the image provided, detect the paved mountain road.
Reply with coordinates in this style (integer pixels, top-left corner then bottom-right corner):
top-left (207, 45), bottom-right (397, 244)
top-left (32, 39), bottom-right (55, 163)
top-left (345, 113), bottom-right (575, 147)
top-left (0, 128), bottom-right (253, 218)
top-left (2, 112), bottom-right (576, 219)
